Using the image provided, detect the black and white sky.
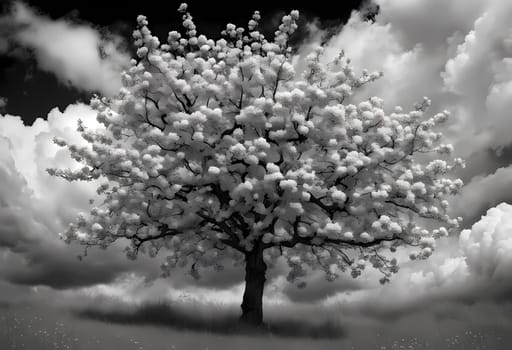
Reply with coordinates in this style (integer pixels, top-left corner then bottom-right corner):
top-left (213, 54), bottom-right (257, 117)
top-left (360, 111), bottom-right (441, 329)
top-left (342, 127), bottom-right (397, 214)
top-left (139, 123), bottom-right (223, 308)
top-left (2, 0), bottom-right (512, 344)
top-left (0, 0), bottom-right (365, 124)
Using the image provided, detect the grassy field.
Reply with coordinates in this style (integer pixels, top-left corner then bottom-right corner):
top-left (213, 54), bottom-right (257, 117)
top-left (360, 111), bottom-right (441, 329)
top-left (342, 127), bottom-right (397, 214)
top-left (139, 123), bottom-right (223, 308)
top-left (0, 301), bottom-right (509, 350)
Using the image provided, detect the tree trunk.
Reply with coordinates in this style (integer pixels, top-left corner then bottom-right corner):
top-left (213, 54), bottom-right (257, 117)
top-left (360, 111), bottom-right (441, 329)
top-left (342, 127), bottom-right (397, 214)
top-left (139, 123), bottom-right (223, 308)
top-left (240, 245), bottom-right (267, 327)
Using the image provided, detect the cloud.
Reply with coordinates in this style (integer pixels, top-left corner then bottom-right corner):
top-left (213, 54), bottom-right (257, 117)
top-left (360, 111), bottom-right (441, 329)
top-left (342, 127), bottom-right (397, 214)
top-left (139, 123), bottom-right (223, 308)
top-left (375, 0), bottom-right (485, 50)
top-left (0, 2), bottom-right (130, 96)
top-left (0, 105), bottom-right (160, 289)
top-left (280, 270), bottom-right (362, 304)
top-left (451, 167), bottom-right (512, 226)
top-left (440, 4), bottom-right (512, 154)
top-left (459, 203), bottom-right (512, 286)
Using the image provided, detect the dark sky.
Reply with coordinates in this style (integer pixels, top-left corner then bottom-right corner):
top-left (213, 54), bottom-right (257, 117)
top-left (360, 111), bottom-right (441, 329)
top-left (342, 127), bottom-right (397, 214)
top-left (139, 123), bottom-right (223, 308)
top-left (0, 0), bottom-right (366, 125)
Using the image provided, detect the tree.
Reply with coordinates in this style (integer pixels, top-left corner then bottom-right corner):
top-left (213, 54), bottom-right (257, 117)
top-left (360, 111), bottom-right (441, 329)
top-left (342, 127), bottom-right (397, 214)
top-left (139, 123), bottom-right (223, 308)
top-left (48, 4), bottom-right (464, 327)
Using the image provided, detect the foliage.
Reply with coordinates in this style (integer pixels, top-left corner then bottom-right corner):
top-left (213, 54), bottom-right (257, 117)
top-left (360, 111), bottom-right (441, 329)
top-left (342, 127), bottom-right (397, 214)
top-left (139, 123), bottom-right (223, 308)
top-left (48, 3), bottom-right (464, 286)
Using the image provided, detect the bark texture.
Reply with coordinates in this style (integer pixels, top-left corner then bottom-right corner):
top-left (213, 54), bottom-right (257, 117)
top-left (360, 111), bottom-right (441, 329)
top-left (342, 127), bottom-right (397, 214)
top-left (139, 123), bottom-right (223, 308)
top-left (240, 245), bottom-right (267, 326)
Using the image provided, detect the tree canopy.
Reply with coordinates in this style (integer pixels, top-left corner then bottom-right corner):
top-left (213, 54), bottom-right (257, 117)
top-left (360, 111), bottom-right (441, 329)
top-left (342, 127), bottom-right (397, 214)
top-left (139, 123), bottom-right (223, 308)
top-left (48, 4), bottom-right (464, 324)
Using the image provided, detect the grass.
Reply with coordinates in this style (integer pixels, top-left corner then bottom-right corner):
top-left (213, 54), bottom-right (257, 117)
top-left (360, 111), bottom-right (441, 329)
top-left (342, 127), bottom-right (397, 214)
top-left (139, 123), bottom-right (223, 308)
top-left (1, 300), bottom-right (511, 349)
top-left (75, 300), bottom-right (346, 338)
top-left (0, 301), bottom-right (350, 350)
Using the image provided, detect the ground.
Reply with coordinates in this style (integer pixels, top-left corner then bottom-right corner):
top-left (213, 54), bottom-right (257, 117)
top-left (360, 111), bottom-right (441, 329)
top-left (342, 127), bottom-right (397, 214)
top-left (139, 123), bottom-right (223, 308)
top-left (0, 301), bottom-right (508, 350)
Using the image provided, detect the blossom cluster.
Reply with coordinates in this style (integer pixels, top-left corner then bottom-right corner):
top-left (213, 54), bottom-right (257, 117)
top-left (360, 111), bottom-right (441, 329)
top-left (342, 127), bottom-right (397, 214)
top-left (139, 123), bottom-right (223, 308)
top-left (49, 3), bottom-right (464, 285)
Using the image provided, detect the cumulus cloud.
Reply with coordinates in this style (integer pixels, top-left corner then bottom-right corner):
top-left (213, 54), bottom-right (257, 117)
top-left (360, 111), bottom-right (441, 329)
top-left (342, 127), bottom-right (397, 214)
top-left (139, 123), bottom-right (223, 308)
top-left (375, 0), bottom-right (485, 50)
top-left (451, 167), bottom-right (512, 226)
top-left (440, 3), bottom-right (512, 154)
top-left (459, 203), bottom-right (512, 286)
top-left (0, 1), bottom-right (130, 96)
top-left (0, 105), bottom-right (161, 289)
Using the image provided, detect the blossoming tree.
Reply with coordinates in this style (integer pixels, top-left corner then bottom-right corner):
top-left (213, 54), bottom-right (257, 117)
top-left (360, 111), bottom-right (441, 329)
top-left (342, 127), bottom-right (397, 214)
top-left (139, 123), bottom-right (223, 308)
top-left (49, 4), bottom-right (464, 326)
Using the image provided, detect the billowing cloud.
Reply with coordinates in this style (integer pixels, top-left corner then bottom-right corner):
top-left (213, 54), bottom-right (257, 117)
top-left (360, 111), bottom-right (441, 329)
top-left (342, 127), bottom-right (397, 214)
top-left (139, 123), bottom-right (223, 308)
top-left (0, 1), bottom-right (130, 96)
top-left (459, 203), bottom-right (512, 289)
top-left (0, 105), bottom-right (161, 289)
top-left (375, 0), bottom-right (485, 50)
top-left (440, 3), bottom-right (512, 154)
top-left (451, 167), bottom-right (512, 226)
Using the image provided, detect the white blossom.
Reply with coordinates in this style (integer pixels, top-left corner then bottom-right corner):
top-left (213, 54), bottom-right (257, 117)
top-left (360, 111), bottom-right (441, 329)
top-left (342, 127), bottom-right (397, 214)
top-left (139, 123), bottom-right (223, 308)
top-left (48, 4), bottom-right (464, 313)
